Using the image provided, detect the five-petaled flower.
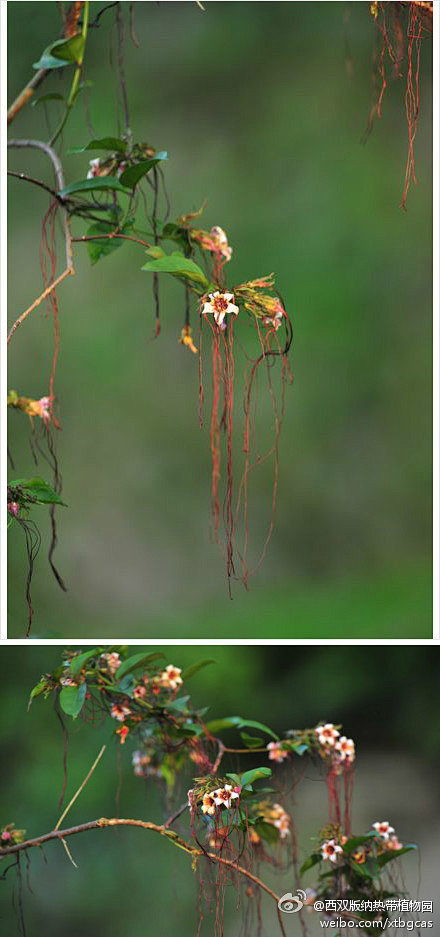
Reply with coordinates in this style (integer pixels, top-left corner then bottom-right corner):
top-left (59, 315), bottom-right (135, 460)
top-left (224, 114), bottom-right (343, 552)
top-left (373, 821), bottom-right (395, 840)
top-left (159, 665), bottom-right (183, 690)
top-left (213, 785), bottom-right (240, 809)
top-left (334, 736), bottom-right (355, 763)
top-left (321, 839), bottom-right (343, 862)
top-left (201, 793), bottom-right (217, 816)
top-left (201, 291), bottom-right (239, 328)
top-left (316, 724), bottom-right (340, 747)
top-left (267, 740), bottom-right (289, 763)
top-left (133, 685), bottom-right (147, 700)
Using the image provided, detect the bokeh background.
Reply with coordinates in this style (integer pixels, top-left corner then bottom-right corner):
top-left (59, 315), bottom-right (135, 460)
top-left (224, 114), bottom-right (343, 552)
top-left (7, 2), bottom-right (433, 637)
top-left (0, 645), bottom-right (439, 935)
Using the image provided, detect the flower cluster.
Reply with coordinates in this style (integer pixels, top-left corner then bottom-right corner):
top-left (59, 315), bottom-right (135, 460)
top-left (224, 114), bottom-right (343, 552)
top-left (188, 783), bottom-right (241, 817)
top-left (315, 723), bottom-right (356, 769)
top-left (87, 156), bottom-right (127, 179)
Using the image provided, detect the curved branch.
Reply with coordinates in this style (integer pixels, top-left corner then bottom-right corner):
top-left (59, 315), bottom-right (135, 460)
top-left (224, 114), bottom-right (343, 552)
top-left (0, 816), bottom-right (283, 909)
top-left (7, 139), bottom-right (74, 344)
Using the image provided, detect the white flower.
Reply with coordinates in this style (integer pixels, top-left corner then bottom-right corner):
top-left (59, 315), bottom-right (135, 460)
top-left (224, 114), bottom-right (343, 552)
top-left (334, 736), bottom-right (355, 763)
top-left (159, 664), bottom-right (183, 690)
top-left (213, 785), bottom-right (240, 809)
top-left (267, 741), bottom-right (289, 763)
top-left (372, 821), bottom-right (395, 840)
top-left (316, 724), bottom-right (340, 747)
top-left (201, 291), bottom-right (239, 327)
top-left (87, 158), bottom-right (101, 179)
top-left (201, 793), bottom-right (217, 815)
top-left (321, 839), bottom-right (343, 862)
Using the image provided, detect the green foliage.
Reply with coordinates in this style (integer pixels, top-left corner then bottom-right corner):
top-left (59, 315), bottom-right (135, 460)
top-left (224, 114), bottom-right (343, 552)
top-left (141, 250), bottom-right (210, 289)
top-left (33, 34), bottom-right (85, 70)
top-left (8, 477), bottom-right (66, 507)
top-left (119, 152), bottom-right (167, 188)
top-left (59, 177), bottom-right (130, 198)
top-left (59, 683), bottom-right (87, 719)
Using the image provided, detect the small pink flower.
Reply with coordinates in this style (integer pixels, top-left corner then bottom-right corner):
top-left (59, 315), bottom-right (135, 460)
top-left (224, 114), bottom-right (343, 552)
top-left (267, 741), bottom-right (289, 763)
top-left (1, 831), bottom-right (11, 842)
top-left (133, 685), bottom-right (147, 700)
top-left (7, 502), bottom-right (20, 517)
top-left (35, 396), bottom-right (50, 426)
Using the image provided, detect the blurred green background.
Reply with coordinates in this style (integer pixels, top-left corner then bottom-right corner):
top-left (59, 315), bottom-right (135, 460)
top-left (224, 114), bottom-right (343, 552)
top-left (0, 645), bottom-right (439, 935)
top-left (7, 2), bottom-right (433, 637)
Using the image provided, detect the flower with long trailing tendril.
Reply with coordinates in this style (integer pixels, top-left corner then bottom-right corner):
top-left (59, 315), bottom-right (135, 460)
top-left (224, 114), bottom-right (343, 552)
top-left (201, 290), bottom-right (239, 328)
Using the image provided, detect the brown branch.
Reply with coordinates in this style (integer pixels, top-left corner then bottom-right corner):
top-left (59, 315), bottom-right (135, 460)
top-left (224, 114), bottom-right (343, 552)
top-left (0, 816), bottom-right (285, 931)
top-left (7, 69), bottom-right (49, 127)
top-left (7, 139), bottom-right (74, 345)
top-left (7, 170), bottom-right (66, 205)
top-left (72, 232), bottom-right (152, 249)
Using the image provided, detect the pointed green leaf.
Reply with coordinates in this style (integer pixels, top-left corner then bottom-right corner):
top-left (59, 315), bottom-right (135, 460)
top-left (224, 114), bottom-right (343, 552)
top-left (181, 659), bottom-right (215, 681)
top-left (239, 767), bottom-right (272, 787)
top-left (59, 177), bottom-right (131, 198)
top-left (116, 652), bottom-right (165, 680)
top-left (69, 137), bottom-right (127, 154)
top-left (119, 152), bottom-right (167, 188)
top-left (141, 251), bottom-right (209, 288)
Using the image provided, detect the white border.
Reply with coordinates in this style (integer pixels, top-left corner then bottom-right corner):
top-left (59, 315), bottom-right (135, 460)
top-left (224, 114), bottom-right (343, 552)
top-left (1, 1), bottom-right (438, 644)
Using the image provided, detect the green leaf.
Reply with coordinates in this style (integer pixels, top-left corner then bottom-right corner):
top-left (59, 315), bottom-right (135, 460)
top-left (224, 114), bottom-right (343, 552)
top-left (33, 34), bottom-right (85, 70)
top-left (204, 716), bottom-right (278, 740)
top-left (238, 767), bottom-right (272, 787)
top-left (141, 251), bottom-right (209, 288)
top-left (70, 649), bottom-right (98, 676)
top-left (31, 93), bottom-right (64, 107)
top-left (85, 222), bottom-right (130, 265)
top-left (181, 659), bottom-right (215, 681)
top-left (69, 137), bottom-right (127, 154)
top-left (343, 832), bottom-right (377, 854)
top-left (376, 845), bottom-right (417, 868)
top-left (116, 652), bottom-right (164, 680)
top-left (59, 683), bottom-right (87, 719)
top-left (145, 245), bottom-right (165, 260)
top-left (237, 719), bottom-right (279, 741)
top-left (9, 477), bottom-right (67, 506)
top-left (166, 696), bottom-right (191, 713)
top-left (255, 821), bottom-right (280, 845)
top-left (117, 674), bottom-right (136, 695)
top-left (119, 152), bottom-right (167, 189)
top-left (299, 853), bottom-right (321, 876)
top-left (240, 732), bottom-right (264, 749)
top-left (58, 177), bottom-right (131, 198)
top-left (27, 679), bottom-right (49, 710)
